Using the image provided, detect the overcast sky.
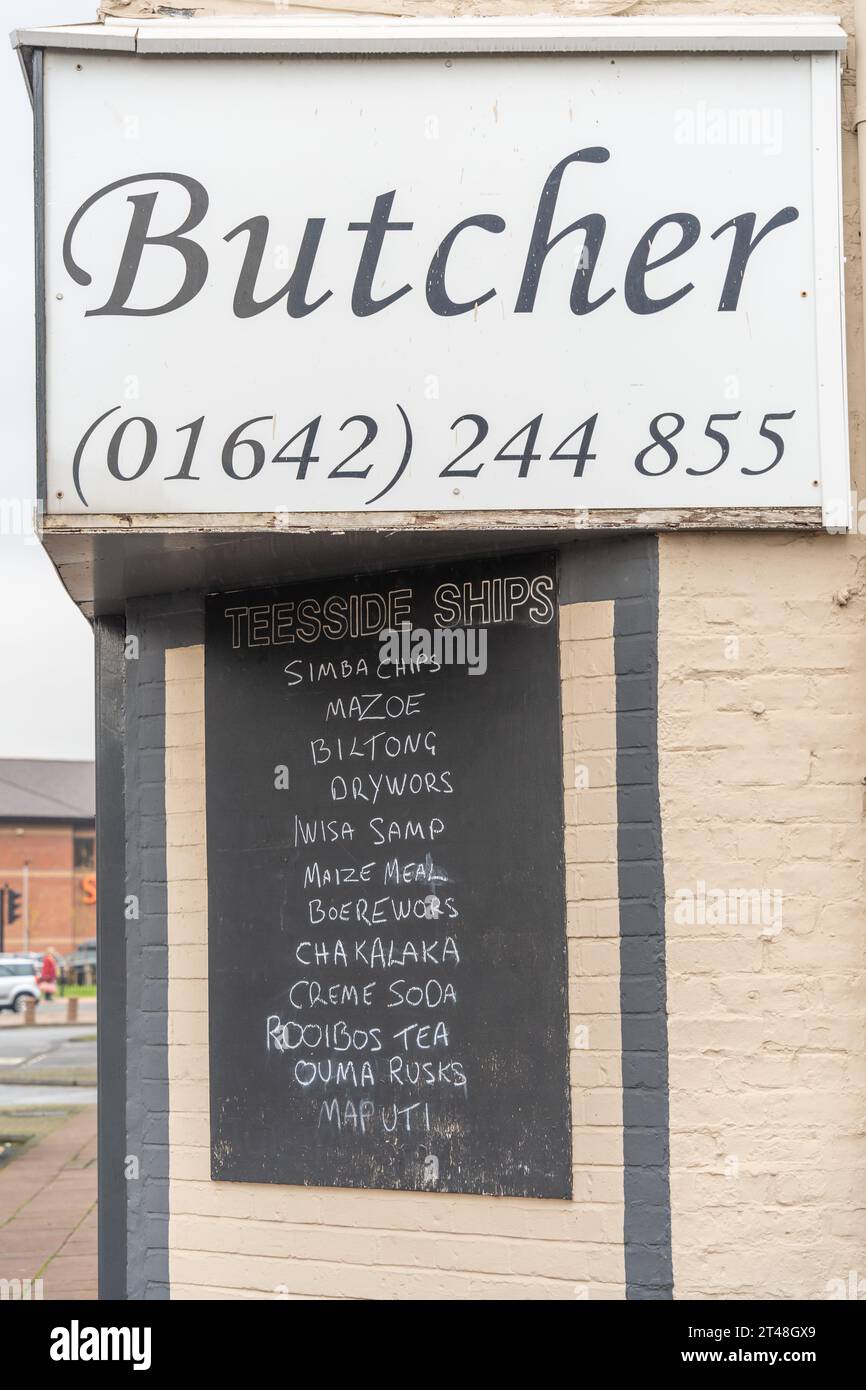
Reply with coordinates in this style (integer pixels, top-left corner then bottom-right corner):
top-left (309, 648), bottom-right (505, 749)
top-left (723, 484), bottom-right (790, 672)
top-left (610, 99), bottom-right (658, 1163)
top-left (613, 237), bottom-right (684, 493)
top-left (1, 2), bottom-right (96, 761)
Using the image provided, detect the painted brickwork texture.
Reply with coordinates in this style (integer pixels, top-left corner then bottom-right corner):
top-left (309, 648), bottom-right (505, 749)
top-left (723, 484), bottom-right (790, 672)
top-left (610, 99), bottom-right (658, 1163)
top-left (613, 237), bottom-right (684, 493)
top-left (561, 598), bottom-right (626, 1300)
top-left (125, 597), bottom-right (203, 1300)
top-left (659, 535), bottom-right (866, 1298)
top-left (561, 540), bottom-right (671, 1298)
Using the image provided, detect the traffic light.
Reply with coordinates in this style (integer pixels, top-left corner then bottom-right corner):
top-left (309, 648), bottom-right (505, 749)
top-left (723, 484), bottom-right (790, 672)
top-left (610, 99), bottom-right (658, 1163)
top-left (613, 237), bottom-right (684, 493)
top-left (0, 884), bottom-right (23, 950)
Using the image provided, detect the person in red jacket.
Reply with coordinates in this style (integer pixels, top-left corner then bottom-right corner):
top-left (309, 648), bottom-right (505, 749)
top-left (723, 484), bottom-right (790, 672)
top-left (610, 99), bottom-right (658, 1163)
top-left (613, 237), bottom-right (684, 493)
top-left (39, 950), bottom-right (57, 999)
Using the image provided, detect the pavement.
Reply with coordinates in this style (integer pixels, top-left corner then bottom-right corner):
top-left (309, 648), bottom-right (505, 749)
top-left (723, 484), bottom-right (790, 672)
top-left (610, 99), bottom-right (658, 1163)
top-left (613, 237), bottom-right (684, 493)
top-left (0, 1102), bottom-right (97, 1299)
top-left (0, 998), bottom-right (99, 1300)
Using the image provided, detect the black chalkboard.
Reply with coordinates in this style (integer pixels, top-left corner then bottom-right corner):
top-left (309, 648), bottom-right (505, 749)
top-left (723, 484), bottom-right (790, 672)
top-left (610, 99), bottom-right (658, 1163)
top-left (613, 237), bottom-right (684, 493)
top-left (205, 553), bottom-right (571, 1198)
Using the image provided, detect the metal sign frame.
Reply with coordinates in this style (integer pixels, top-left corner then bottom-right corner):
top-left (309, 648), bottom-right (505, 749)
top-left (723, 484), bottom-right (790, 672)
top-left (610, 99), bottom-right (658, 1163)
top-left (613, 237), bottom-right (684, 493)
top-left (15, 17), bottom-right (851, 545)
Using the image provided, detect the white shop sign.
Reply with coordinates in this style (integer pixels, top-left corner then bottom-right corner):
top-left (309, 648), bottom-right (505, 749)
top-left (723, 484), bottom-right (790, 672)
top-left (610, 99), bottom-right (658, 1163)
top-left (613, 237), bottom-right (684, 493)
top-left (38, 27), bottom-right (849, 524)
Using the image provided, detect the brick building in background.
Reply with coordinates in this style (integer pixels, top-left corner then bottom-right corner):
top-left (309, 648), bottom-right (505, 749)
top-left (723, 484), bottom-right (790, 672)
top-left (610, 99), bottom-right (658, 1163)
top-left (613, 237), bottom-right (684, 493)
top-left (0, 760), bottom-right (95, 956)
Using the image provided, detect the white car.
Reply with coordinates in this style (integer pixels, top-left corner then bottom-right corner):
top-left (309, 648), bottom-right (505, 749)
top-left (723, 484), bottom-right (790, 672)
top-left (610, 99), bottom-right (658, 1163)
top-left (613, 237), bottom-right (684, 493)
top-left (0, 957), bottom-right (41, 1012)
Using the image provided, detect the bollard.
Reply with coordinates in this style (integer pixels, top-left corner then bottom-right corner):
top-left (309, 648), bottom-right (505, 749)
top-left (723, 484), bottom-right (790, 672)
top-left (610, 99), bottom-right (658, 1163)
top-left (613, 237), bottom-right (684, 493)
top-left (23, 998), bottom-right (36, 1026)
top-left (66, 996), bottom-right (79, 1024)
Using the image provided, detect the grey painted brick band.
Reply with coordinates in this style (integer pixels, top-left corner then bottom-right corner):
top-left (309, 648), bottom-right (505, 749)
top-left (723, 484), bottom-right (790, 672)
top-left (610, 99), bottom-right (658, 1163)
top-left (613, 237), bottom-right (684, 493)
top-left (560, 537), bottom-right (673, 1300)
top-left (124, 595), bottom-right (204, 1300)
top-left (95, 616), bottom-right (127, 1301)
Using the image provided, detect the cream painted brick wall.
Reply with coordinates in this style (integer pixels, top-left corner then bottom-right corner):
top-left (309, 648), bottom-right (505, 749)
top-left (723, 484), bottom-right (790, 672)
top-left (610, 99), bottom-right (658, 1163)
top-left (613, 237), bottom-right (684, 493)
top-left (618, 0), bottom-right (866, 1302)
top-left (660, 540), bottom-right (866, 1299)
top-left (164, 605), bottom-right (625, 1299)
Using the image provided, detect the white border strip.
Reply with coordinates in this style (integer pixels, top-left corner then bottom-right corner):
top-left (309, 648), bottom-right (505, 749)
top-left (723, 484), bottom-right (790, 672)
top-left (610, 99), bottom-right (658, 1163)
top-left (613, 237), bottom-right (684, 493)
top-left (12, 16), bottom-right (849, 57)
top-left (811, 51), bottom-right (852, 528)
